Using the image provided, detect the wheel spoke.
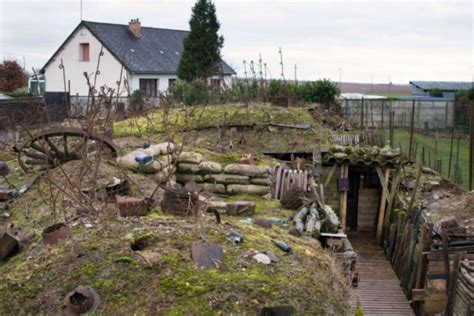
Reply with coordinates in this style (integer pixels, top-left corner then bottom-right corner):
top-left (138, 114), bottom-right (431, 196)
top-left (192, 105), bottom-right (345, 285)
top-left (45, 136), bottom-right (64, 159)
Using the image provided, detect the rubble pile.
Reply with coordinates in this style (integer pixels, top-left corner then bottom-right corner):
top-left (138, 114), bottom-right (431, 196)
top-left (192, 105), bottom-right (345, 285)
top-left (175, 151), bottom-right (273, 196)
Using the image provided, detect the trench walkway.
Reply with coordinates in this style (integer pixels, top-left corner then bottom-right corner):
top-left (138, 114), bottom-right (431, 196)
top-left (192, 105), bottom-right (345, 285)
top-left (349, 231), bottom-right (414, 316)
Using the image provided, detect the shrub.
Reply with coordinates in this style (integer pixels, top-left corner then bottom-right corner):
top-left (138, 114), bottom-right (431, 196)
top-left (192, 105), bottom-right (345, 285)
top-left (0, 60), bottom-right (27, 92)
top-left (297, 79), bottom-right (340, 106)
top-left (169, 79), bottom-right (209, 106)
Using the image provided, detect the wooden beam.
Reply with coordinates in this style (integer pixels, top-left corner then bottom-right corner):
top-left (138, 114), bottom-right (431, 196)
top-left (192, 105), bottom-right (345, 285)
top-left (323, 164), bottom-right (337, 188)
top-left (339, 165), bottom-right (348, 231)
top-left (376, 168), bottom-right (390, 243)
top-left (375, 165), bottom-right (390, 199)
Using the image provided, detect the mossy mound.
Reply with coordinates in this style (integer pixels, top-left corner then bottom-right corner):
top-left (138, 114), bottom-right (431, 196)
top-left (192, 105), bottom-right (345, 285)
top-left (0, 161), bottom-right (349, 314)
top-left (113, 104), bottom-right (314, 138)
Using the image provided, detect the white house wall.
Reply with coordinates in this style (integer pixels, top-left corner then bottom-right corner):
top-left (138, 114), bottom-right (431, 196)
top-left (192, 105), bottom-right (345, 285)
top-left (129, 74), bottom-right (178, 94)
top-left (44, 26), bottom-right (127, 96)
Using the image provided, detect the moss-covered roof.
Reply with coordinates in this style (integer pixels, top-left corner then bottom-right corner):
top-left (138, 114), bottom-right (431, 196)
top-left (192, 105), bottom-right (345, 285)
top-left (323, 145), bottom-right (401, 167)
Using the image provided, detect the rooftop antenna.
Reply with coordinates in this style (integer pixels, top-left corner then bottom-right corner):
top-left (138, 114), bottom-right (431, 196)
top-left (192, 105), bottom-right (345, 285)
top-left (80, 0), bottom-right (83, 21)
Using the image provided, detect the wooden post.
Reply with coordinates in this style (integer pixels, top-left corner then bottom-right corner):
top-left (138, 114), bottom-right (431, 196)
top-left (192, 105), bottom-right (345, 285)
top-left (380, 100), bottom-right (385, 146)
top-left (445, 252), bottom-right (464, 316)
top-left (389, 111), bottom-right (394, 147)
top-left (408, 100), bottom-right (416, 159)
top-left (360, 98), bottom-right (365, 130)
top-left (441, 229), bottom-right (450, 294)
top-left (339, 165), bottom-right (348, 231)
top-left (376, 168), bottom-right (390, 243)
top-left (470, 100), bottom-right (473, 191)
top-left (448, 102), bottom-right (456, 179)
top-left (421, 146), bottom-right (425, 165)
top-left (407, 165), bottom-right (422, 219)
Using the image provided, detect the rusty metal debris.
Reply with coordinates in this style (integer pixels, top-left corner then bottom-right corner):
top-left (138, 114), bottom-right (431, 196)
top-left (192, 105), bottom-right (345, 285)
top-left (191, 241), bottom-right (224, 269)
top-left (115, 195), bottom-right (151, 217)
top-left (62, 286), bottom-right (100, 316)
top-left (0, 223), bottom-right (35, 261)
top-left (0, 188), bottom-right (15, 201)
top-left (0, 160), bottom-right (10, 176)
top-left (260, 306), bottom-right (295, 315)
top-left (254, 218), bottom-right (273, 229)
top-left (226, 201), bottom-right (255, 216)
top-left (42, 223), bottom-right (72, 245)
top-left (17, 127), bottom-right (118, 172)
top-left (160, 185), bottom-right (200, 216)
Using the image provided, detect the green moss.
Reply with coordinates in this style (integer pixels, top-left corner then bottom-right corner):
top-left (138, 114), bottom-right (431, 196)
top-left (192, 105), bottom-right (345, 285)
top-left (113, 104), bottom-right (313, 138)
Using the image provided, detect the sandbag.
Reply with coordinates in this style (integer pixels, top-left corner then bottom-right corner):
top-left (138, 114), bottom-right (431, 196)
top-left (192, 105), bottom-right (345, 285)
top-left (198, 161), bottom-right (222, 174)
top-left (176, 173), bottom-right (204, 183)
top-left (251, 177), bottom-right (272, 186)
top-left (177, 163), bottom-right (200, 173)
top-left (226, 184), bottom-right (271, 195)
top-left (200, 183), bottom-right (226, 194)
top-left (204, 174), bottom-right (249, 184)
top-left (178, 152), bottom-right (203, 164)
top-left (224, 164), bottom-right (270, 177)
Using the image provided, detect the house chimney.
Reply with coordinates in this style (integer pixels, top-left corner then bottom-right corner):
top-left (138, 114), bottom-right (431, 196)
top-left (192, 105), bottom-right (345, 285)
top-left (128, 18), bottom-right (141, 38)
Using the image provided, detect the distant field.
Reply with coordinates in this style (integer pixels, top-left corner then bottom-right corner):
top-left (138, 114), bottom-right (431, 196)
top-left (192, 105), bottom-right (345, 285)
top-left (383, 129), bottom-right (471, 189)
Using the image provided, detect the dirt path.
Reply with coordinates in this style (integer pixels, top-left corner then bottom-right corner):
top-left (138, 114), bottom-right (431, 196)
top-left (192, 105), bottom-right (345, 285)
top-left (349, 231), bottom-right (414, 316)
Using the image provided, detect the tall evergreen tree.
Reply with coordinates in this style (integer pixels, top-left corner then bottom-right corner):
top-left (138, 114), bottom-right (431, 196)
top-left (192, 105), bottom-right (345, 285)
top-left (177, 0), bottom-right (224, 81)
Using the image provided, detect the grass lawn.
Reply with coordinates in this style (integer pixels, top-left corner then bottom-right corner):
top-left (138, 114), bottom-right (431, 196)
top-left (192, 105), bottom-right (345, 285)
top-left (383, 129), bottom-right (471, 189)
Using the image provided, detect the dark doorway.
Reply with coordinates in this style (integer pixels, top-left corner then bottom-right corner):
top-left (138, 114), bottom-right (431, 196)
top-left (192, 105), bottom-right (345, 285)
top-left (347, 168), bottom-right (360, 231)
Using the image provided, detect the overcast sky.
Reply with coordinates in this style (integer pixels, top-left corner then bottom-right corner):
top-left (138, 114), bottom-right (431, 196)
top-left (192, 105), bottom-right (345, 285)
top-left (0, 0), bottom-right (472, 83)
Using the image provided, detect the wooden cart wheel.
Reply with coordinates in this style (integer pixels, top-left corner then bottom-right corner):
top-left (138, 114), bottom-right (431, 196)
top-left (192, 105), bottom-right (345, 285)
top-left (18, 127), bottom-right (118, 172)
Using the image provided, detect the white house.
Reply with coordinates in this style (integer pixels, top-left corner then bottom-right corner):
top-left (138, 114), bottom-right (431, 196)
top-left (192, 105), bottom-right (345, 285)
top-left (41, 19), bottom-right (235, 99)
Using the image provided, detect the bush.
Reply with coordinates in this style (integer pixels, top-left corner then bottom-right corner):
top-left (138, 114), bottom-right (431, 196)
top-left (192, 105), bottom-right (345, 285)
top-left (297, 79), bottom-right (340, 106)
top-left (169, 79), bottom-right (209, 106)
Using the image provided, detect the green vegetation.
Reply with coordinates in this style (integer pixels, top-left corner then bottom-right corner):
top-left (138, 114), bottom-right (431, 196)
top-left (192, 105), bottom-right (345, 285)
top-left (177, 0), bottom-right (223, 81)
top-left (384, 129), bottom-right (470, 189)
top-left (113, 104), bottom-right (313, 138)
top-left (0, 164), bottom-right (349, 313)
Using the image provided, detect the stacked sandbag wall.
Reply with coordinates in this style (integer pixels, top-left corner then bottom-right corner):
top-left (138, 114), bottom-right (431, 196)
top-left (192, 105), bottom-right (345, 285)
top-left (176, 152), bottom-right (273, 196)
top-left (116, 142), bottom-right (177, 183)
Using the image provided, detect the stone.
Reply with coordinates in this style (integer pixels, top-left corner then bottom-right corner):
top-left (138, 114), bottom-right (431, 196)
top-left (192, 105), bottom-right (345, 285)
top-left (253, 253), bottom-right (271, 265)
top-left (177, 163), bottom-right (200, 173)
top-left (198, 161), bottom-right (222, 174)
top-left (224, 164), bottom-right (270, 177)
top-left (176, 174), bottom-right (204, 183)
top-left (177, 152), bottom-right (203, 164)
top-left (227, 184), bottom-right (271, 196)
top-left (200, 183), bottom-right (226, 194)
top-left (251, 177), bottom-right (272, 186)
top-left (204, 174), bottom-right (249, 184)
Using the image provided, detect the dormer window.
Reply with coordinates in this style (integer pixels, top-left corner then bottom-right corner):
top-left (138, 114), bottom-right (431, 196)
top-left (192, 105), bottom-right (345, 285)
top-left (80, 43), bottom-right (90, 61)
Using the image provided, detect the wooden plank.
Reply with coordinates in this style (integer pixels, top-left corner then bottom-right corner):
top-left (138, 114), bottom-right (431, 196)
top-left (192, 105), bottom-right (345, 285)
top-left (376, 168), bottom-right (390, 243)
top-left (323, 164), bottom-right (337, 188)
top-left (412, 289), bottom-right (446, 301)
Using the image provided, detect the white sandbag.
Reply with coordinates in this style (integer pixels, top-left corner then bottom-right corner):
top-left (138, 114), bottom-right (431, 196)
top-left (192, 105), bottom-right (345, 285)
top-left (224, 164), bottom-right (270, 177)
top-left (198, 161), bottom-right (222, 174)
top-left (226, 184), bottom-right (271, 195)
top-left (177, 152), bottom-right (203, 164)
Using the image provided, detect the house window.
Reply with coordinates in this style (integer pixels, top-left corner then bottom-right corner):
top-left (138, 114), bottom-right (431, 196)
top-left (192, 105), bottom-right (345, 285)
top-left (168, 78), bottom-right (177, 89)
top-left (80, 43), bottom-right (90, 61)
top-left (210, 79), bottom-right (221, 89)
top-left (139, 79), bottom-right (158, 97)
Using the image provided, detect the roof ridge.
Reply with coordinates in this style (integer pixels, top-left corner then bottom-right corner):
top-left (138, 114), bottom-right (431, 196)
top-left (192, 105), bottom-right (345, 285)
top-left (82, 20), bottom-right (189, 33)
